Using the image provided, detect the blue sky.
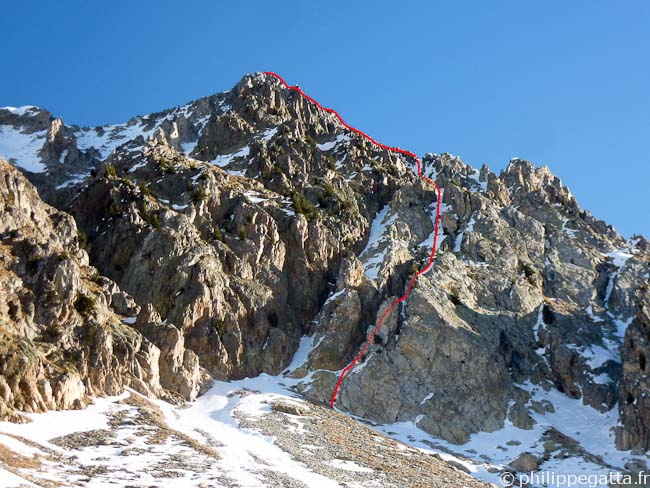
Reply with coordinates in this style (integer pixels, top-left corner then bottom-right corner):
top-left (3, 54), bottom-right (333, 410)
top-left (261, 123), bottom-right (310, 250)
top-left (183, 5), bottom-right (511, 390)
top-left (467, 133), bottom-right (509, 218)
top-left (1, 1), bottom-right (648, 237)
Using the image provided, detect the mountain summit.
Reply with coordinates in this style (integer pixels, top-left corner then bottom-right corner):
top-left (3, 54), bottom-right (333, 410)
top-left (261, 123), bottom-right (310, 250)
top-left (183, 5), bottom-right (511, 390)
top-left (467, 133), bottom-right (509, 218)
top-left (0, 73), bottom-right (648, 486)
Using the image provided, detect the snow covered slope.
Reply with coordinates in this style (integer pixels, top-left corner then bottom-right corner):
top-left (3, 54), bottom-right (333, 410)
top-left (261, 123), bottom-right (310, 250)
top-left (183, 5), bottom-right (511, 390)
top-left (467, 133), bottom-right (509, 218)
top-left (0, 378), bottom-right (484, 488)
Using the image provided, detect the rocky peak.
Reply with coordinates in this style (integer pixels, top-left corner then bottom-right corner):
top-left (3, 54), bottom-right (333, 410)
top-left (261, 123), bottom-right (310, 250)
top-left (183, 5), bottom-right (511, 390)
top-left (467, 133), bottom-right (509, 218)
top-left (1, 73), bottom-right (649, 482)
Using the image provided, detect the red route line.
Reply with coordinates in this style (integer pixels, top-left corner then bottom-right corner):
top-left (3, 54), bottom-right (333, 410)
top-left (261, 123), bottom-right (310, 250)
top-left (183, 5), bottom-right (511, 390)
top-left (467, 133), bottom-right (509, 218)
top-left (263, 71), bottom-right (442, 408)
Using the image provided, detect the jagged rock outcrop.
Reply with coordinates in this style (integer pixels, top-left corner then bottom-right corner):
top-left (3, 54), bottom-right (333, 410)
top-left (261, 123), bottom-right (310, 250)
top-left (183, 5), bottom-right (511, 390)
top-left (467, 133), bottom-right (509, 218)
top-left (297, 152), bottom-right (648, 444)
top-left (617, 287), bottom-right (650, 451)
top-left (0, 159), bottom-right (209, 421)
top-left (44, 75), bottom-right (421, 384)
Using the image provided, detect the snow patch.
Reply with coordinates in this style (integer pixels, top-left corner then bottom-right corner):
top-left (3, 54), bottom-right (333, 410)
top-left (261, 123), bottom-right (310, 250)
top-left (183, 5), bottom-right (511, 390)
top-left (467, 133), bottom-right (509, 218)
top-left (210, 145), bottom-right (250, 168)
top-left (0, 127), bottom-right (47, 172)
top-left (0, 468), bottom-right (38, 487)
top-left (561, 218), bottom-right (578, 238)
top-left (1, 105), bottom-right (39, 116)
top-left (260, 127), bottom-right (278, 142)
top-left (604, 249), bottom-right (633, 268)
top-left (285, 335), bottom-right (318, 373)
top-left (419, 393), bottom-right (434, 405)
top-left (0, 433), bottom-right (43, 458)
top-left (317, 134), bottom-right (349, 151)
top-left (565, 343), bottom-right (617, 370)
top-left (0, 393), bottom-right (128, 452)
top-left (468, 169), bottom-right (487, 192)
top-left (75, 121), bottom-right (157, 160)
top-left (359, 205), bottom-right (398, 280)
top-left (243, 190), bottom-right (268, 204)
top-left (585, 305), bottom-right (605, 323)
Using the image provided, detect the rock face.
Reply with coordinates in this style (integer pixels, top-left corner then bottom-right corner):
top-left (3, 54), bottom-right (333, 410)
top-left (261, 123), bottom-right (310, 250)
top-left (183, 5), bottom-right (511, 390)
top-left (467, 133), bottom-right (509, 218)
top-left (617, 288), bottom-right (650, 451)
top-left (0, 72), bottom-right (649, 466)
top-left (0, 160), bottom-right (209, 421)
top-left (300, 152), bottom-right (648, 445)
top-left (49, 75), bottom-right (417, 384)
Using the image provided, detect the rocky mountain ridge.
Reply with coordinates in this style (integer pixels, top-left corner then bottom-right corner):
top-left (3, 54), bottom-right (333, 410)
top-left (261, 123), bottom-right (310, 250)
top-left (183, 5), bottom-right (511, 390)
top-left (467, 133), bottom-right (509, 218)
top-left (1, 72), bottom-right (649, 485)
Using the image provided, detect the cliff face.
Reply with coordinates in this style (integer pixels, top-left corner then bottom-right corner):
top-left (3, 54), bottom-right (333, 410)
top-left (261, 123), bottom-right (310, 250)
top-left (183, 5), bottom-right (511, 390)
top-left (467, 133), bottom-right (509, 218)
top-left (301, 154), bottom-right (648, 446)
top-left (0, 73), bottom-right (649, 467)
top-left (58, 75), bottom-right (417, 383)
top-left (617, 288), bottom-right (650, 451)
top-left (0, 159), bottom-right (211, 422)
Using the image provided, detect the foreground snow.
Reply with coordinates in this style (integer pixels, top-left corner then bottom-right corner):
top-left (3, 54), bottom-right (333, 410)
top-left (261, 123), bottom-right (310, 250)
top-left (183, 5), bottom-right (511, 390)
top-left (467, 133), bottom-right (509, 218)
top-left (0, 379), bottom-right (339, 487)
top-left (0, 302), bottom-right (645, 487)
top-left (0, 363), bottom-right (645, 488)
top-left (0, 373), bottom-right (477, 487)
top-left (153, 378), bottom-right (339, 487)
